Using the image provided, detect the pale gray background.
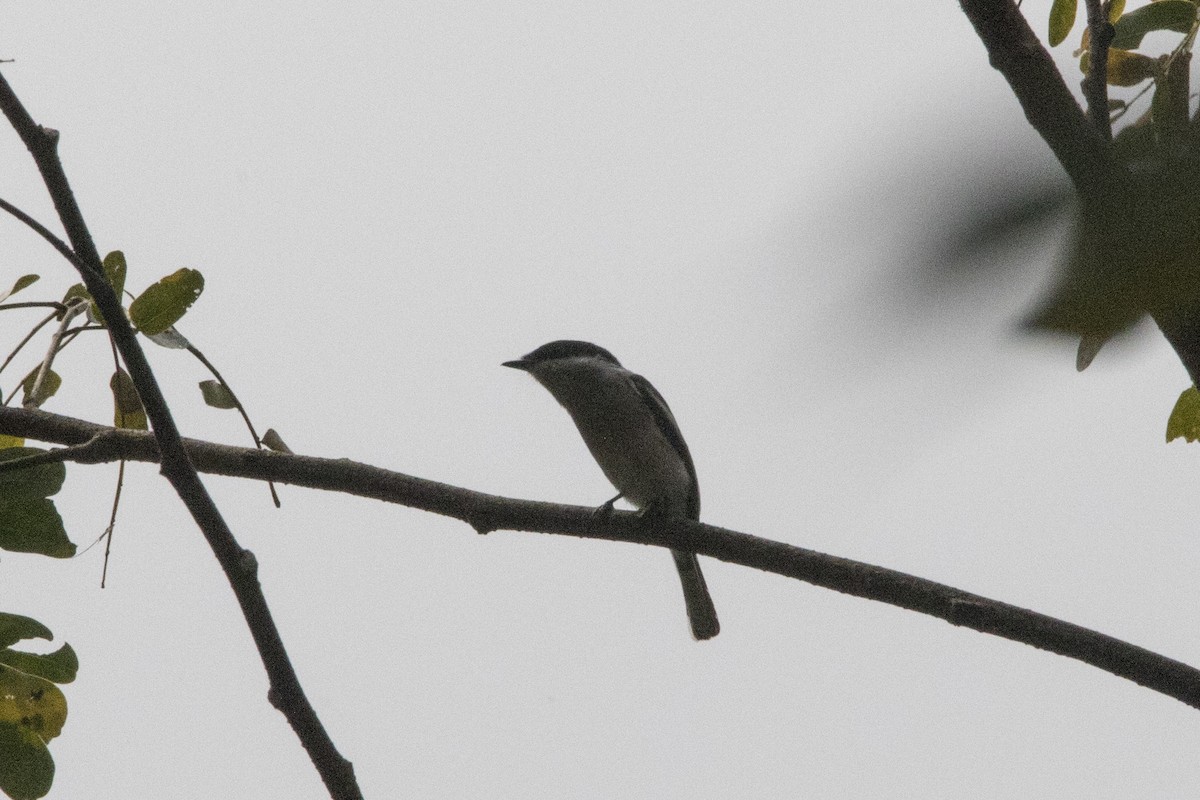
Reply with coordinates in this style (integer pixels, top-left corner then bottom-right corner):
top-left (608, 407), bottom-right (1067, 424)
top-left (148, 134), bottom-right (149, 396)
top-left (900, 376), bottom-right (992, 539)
top-left (3, 2), bottom-right (1198, 798)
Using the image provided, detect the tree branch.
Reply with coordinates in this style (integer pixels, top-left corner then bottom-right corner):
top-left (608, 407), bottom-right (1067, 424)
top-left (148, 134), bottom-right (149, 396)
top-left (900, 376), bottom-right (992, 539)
top-left (4, 404), bottom-right (1200, 710)
top-left (1082, 0), bottom-right (1114, 140)
top-left (0, 435), bottom-right (102, 471)
top-left (957, 0), bottom-right (1115, 195)
top-left (0, 74), bottom-right (361, 800)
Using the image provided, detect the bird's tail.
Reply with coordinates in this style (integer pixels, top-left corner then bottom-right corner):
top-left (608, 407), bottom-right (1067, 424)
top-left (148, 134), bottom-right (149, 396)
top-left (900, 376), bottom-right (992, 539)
top-left (671, 550), bottom-right (720, 640)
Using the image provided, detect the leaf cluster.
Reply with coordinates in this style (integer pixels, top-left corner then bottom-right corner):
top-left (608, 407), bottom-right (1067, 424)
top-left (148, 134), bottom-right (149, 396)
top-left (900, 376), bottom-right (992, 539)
top-left (0, 252), bottom-right (288, 796)
top-left (1049, 0), bottom-right (1197, 147)
top-left (0, 613), bottom-right (76, 800)
top-left (1032, 0), bottom-right (1200, 421)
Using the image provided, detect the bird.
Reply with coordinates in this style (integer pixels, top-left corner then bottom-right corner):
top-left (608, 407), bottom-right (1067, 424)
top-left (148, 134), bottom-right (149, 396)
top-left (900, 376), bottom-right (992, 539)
top-left (503, 340), bottom-right (719, 640)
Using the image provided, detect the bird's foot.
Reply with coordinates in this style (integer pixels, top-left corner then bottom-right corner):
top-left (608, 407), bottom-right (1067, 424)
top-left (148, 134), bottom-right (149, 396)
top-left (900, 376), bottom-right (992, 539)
top-left (592, 493), bottom-right (623, 518)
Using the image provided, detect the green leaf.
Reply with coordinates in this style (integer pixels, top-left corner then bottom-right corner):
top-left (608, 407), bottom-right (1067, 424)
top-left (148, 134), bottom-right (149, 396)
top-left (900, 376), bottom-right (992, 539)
top-left (146, 326), bottom-right (191, 350)
top-left (1049, 0), bottom-right (1079, 45)
top-left (0, 275), bottom-right (39, 304)
top-left (1106, 48), bottom-right (1158, 85)
top-left (60, 284), bottom-right (90, 308)
top-left (0, 615), bottom-right (76, 683)
top-left (0, 645), bottom-right (77, 685)
top-left (0, 449), bottom-right (65, 498)
top-left (0, 451), bottom-right (73, 558)
top-left (128, 268), bottom-right (204, 336)
top-left (81, 250), bottom-right (131, 325)
top-left (0, 435), bottom-right (24, 450)
top-left (198, 379), bottom-right (237, 410)
top-left (1077, 47), bottom-right (1157, 85)
top-left (0, 497), bottom-right (74, 558)
top-left (1167, 386), bottom-right (1200, 442)
top-left (0, 615), bottom-right (51, 650)
top-left (18, 370), bottom-right (60, 410)
top-left (0, 666), bottom-right (66, 741)
top-left (101, 250), bottom-right (127, 298)
top-left (1111, 0), bottom-right (1196, 49)
top-left (0, 617), bottom-right (72, 797)
top-left (1111, 113), bottom-right (1155, 162)
top-left (261, 428), bottom-right (292, 453)
top-left (109, 370), bottom-right (147, 430)
top-left (0, 721), bottom-right (55, 800)
top-left (1150, 49), bottom-right (1189, 150)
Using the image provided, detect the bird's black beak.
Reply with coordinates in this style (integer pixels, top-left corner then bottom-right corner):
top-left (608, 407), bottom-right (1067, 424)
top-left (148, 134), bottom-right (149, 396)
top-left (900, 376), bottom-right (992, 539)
top-left (502, 359), bottom-right (530, 371)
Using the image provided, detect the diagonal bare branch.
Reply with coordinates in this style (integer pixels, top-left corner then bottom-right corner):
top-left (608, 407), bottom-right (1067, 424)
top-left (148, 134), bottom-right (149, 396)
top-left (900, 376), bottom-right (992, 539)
top-left (0, 72), bottom-right (362, 800)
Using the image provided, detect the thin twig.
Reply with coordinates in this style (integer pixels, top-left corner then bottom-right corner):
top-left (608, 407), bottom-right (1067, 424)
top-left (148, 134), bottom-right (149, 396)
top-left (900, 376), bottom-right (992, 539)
top-left (100, 459), bottom-right (124, 589)
top-left (0, 195), bottom-right (91, 273)
top-left (0, 309), bottom-right (58, 379)
top-left (1083, 0), bottom-right (1114, 140)
top-left (0, 433), bottom-right (107, 471)
top-left (55, 324), bottom-right (104, 353)
top-left (1109, 80), bottom-right (1155, 124)
top-left (4, 303), bottom-right (85, 408)
top-left (101, 334), bottom-right (127, 588)
top-left (187, 342), bottom-right (280, 507)
top-left (24, 297), bottom-right (85, 408)
top-left (0, 301), bottom-right (66, 312)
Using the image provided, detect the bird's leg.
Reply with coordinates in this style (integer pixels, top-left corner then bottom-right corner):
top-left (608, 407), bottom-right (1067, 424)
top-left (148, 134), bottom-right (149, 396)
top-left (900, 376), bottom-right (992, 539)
top-left (593, 492), bottom-right (624, 518)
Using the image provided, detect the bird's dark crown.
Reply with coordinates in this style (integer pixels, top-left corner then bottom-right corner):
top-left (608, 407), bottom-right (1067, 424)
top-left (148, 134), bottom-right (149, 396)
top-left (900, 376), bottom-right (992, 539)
top-left (519, 340), bottom-right (622, 366)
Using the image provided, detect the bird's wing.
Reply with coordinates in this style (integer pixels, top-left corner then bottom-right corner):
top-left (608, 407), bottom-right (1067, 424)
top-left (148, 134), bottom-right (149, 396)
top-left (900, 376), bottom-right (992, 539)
top-left (630, 373), bottom-right (700, 520)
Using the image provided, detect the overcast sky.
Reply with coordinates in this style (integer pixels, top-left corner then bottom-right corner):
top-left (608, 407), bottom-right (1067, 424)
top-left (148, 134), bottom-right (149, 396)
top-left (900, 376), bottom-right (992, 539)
top-left (4, 2), bottom-right (1200, 798)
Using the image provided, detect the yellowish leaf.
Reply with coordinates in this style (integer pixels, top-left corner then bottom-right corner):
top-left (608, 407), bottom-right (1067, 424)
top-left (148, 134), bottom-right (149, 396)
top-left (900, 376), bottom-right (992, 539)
top-left (1050, 0), bottom-right (1080, 45)
top-left (1166, 386), bottom-right (1200, 442)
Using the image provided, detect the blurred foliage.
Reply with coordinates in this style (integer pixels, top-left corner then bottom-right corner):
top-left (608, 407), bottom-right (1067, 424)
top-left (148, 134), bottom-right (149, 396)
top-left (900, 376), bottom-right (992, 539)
top-left (929, 1), bottom-right (1200, 380)
top-left (1167, 385), bottom-right (1200, 441)
top-left (1031, 1), bottom-right (1200, 353)
top-left (921, 174), bottom-right (1074, 276)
